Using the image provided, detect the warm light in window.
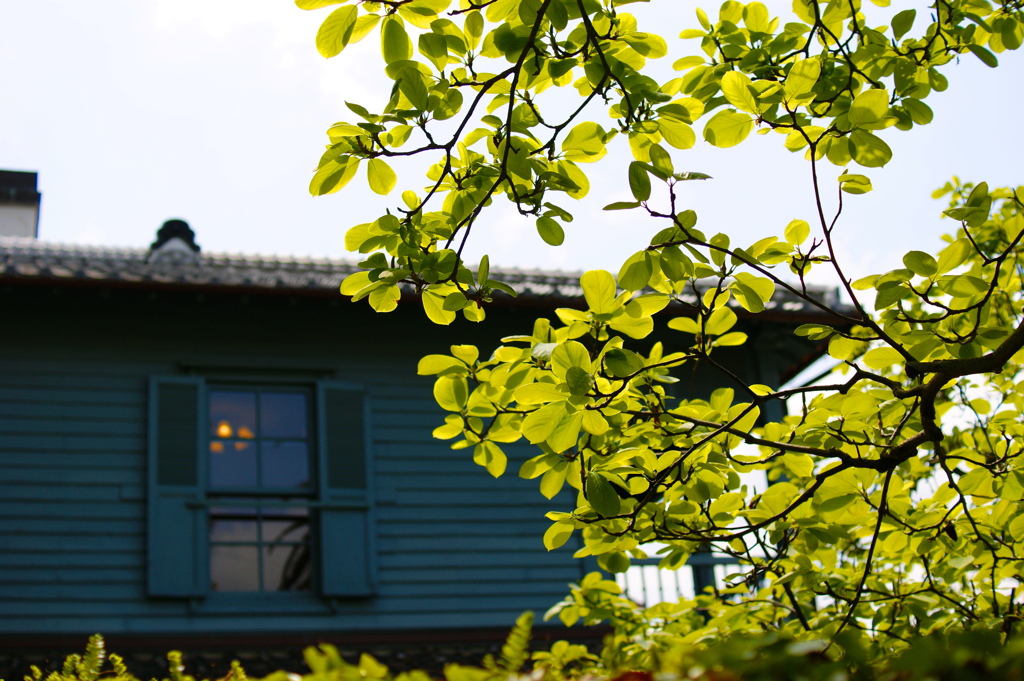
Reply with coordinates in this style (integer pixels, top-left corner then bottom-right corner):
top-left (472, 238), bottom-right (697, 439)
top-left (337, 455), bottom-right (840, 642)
top-left (210, 442), bottom-right (224, 453)
top-left (217, 421), bottom-right (233, 438)
top-left (237, 426), bottom-right (255, 439)
top-left (235, 441), bottom-right (250, 451)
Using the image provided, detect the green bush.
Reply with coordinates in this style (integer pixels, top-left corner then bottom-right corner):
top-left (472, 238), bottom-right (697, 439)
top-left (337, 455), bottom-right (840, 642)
top-left (13, 615), bottom-right (1024, 681)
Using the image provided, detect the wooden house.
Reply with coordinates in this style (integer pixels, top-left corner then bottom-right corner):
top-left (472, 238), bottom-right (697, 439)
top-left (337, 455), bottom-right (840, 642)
top-left (0, 215), bottom-right (837, 677)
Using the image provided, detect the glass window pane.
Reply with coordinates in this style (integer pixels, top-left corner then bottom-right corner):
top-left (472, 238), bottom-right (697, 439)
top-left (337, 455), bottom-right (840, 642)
top-left (260, 392), bottom-right (308, 439)
top-left (261, 442), bottom-right (310, 488)
top-left (209, 508), bottom-right (258, 543)
top-left (210, 545), bottom-right (259, 592)
top-left (209, 391), bottom-right (257, 439)
top-left (261, 508), bottom-right (309, 544)
top-left (210, 444), bottom-right (258, 487)
top-left (263, 543), bottom-right (311, 592)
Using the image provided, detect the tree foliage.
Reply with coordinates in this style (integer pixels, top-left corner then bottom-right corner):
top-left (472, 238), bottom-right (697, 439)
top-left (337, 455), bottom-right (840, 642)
top-left (299, 0), bottom-right (1024, 655)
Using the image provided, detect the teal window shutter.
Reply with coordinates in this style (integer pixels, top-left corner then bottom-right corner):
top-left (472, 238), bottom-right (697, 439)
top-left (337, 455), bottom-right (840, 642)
top-left (317, 380), bottom-right (374, 597)
top-left (147, 376), bottom-right (206, 597)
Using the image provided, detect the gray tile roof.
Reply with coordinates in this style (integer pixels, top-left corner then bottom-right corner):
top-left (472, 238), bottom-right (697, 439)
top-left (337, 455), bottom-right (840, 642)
top-left (0, 236), bottom-right (841, 315)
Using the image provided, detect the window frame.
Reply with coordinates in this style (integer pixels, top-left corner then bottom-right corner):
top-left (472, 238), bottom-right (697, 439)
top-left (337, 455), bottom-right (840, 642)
top-left (147, 375), bottom-right (376, 609)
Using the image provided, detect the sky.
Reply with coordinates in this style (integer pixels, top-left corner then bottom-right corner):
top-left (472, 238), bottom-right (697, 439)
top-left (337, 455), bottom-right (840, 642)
top-left (1, 0), bottom-right (1021, 286)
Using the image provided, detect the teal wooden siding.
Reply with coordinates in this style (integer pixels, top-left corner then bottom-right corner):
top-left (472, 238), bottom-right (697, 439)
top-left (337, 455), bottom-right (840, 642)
top-left (0, 286), bottom-right (588, 635)
top-left (0, 283), bottom-right (811, 636)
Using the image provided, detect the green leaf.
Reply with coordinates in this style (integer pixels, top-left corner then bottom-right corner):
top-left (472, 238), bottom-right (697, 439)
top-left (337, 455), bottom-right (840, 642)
top-left (936, 238), bottom-right (973, 274)
top-left (586, 471), bottom-right (621, 516)
top-left (297, 0), bottom-right (349, 9)
top-left (565, 366), bottom-right (593, 396)
top-left (603, 201), bottom-right (642, 210)
top-left (703, 110), bottom-right (754, 148)
top-left (473, 441), bottom-right (507, 478)
top-left (618, 251), bottom-right (654, 291)
top-left (536, 217), bottom-right (565, 246)
top-left (903, 98), bottom-right (933, 125)
top-left (368, 283), bottom-right (400, 312)
top-left (381, 17), bottom-right (413, 64)
top-left (514, 383), bottom-right (569, 405)
top-left (604, 348), bottom-right (644, 378)
top-left (442, 290), bottom-right (468, 311)
top-left (862, 347), bottom-right (903, 369)
top-left (310, 156), bottom-right (360, 195)
top-left (418, 32), bottom-right (449, 70)
top-left (839, 172), bottom-right (873, 194)
top-left (628, 162), bottom-right (652, 202)
top-left (366, 158), bottom-right (397, 195)
top-left (316, 5), bottom-right (359, 58)
top-left (658, 118), bottom-right (696, 150)
top-left (966, 43), bottom-right (999, 68)
top-left (422, 288), bottom-right (457, 324)
top-left (903, 251), bottom-right (938, 277)
top-left (464, 10), bottom-right (483, 49)
top-left (561, 122), bottom-right (607, 163)
top-left (547, 411), bottom-right (583, 453)
top-left (580, 270), bottom-right (617, 314)
top-left (543, 521), bottom-right (574, 550)
top-left (522, 402), bottom-right (565, 444)
top-left (784, 219), bottom-right (810, 245)
top-left (395, 65), bottom-right (430, 109)
top-left (715, 332), bottom-right (747, 346)
top-left (433, 375), bottom-right (468, 411)
top-left (784, 58), bottom-right (821, 106)
top-left (705, 306), bottom-right (737, 336)
top-left (720, 71), bottom-right (760, 114)
top-left (551, 340), bottom-right (592, 376)
top-left (891, 9), bottom-right (916, 39)
top-left (849, 130), bottom-right (892, 167)
top-left (417, 354), bottom-right (466, 375)
top-left (849, 89), bottom-right (889, 126)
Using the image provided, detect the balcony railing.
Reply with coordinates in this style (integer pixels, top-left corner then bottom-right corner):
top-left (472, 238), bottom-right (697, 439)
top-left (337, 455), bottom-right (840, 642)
top-left (615, 551), bottom-right (743, 606)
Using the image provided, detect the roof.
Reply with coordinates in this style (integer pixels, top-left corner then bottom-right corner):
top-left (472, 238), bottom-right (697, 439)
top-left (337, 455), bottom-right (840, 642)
top-left (0, 236), bottom-right (842, 317)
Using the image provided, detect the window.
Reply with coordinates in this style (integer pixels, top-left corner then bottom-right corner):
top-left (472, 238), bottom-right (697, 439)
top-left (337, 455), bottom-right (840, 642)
top-left (146, 377), bottom-right (374, 601)
top-left (207, 386), bottom-right (314, 593)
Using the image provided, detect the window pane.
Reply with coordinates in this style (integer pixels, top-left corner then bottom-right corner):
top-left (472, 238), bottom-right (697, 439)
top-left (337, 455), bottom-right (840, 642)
top-left (209, 507), bottom-right (258, 543)
top-left (260, 392), bottom-right (308, 439)
top-left (263, 543), bottom-right (311, 592)
top-left (209, 391), bottom-right (257, 439)
top-left (210, 444), bottom-right (258, 487)
top-left (261, 507), bottom-right (309, 543)
top-left (261, 442), bottom-right (310, 488)
top-left (210, 545), bottom-right (259, 592)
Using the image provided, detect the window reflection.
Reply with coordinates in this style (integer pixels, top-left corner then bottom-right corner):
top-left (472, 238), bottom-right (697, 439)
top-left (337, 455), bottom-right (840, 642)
top-left (207, 386), bottom-right (314, 593)
top-left (207, 388), bottom-right (311, 490)
top-left (208, 506), bottom-right (311, 593)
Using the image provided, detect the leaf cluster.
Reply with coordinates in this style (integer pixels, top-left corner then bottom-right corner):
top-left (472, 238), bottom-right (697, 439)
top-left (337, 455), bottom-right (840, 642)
top-left (300, 0), bottom-right (1024, 656)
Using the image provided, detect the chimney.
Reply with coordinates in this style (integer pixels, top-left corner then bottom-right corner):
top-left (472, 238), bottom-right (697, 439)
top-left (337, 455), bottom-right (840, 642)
top-left (0, 170), bottom-right (41, 238)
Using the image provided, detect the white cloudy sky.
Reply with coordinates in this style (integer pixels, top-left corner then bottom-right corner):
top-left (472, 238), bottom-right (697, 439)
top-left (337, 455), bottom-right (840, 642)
top-left (1, 1), bottom-right (1021, 283)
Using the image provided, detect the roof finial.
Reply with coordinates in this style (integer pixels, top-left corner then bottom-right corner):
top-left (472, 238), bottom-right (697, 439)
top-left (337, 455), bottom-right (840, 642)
top-left (147, 219), bottom-right (201, 264)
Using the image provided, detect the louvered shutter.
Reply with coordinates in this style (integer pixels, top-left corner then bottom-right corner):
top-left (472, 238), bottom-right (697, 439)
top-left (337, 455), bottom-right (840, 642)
top-left (317, 380), bottom-right (374, 597)
top-left (147, 376), bottom-right (206, 597)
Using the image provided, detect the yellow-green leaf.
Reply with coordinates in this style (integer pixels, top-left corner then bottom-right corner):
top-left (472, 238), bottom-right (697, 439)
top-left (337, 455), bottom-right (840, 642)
top-left (863, 346), bottom-right (904, 369)
top-left (366, 158), bottom-right (397, 195)
top-left (316, 5), bottom-right (359, 58)
top-left (848, 89), bottom-right (889, 126)
top-left (704, 110), bottom-right (753, 148)
top-left (543, 521), bottom-right (574, 550)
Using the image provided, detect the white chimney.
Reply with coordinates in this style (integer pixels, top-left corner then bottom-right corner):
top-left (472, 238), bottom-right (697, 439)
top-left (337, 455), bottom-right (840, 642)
top-left (0, 170), bottom-right (41, 238)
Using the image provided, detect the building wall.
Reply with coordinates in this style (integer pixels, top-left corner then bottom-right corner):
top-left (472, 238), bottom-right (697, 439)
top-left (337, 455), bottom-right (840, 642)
top-left (0, 280), bottom-right (807, 639)
top-left (0, 284), bottom-right (584, 635)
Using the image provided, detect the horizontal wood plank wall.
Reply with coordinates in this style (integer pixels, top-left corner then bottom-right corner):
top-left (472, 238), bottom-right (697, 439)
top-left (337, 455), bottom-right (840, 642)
top-left (0, 286), bottom-right (584, 636)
